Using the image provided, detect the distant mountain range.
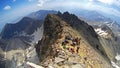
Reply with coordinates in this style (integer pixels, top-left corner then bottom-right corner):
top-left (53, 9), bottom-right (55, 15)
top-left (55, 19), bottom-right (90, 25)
top-left (0, 17), bottom-right (43, 39)
top-left (27, 10), bottom-right (58, 20)
top-left (78, 10), bottom-right (112, 22)
top-left (69, 8), bottom-right (120, 23)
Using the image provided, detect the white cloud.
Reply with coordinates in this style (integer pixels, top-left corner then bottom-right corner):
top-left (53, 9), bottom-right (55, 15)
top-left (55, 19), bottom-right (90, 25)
top-left (37, 0), bottom-right (44, 7)
top-left (89, 0), bottom-right (93, 2)
top-left (4, 5), bottom-right (11, 10)
top-left (94, 0), bottom-right (120, 6)
top-left (113, 0), bottom-right (120, 6)
top-left (89, 4), bottom-right (120, 17)
top-left (43, 1), bottom-right (120, 17)
top-left (37, 0), bottom-right (49, 7)
top-left (97, 0), bottom-right (113, 4)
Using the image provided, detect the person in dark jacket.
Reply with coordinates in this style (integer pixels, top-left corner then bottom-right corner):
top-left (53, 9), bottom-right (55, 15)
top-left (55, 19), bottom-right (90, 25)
top-left (76, 46), bottom-right (80, 53)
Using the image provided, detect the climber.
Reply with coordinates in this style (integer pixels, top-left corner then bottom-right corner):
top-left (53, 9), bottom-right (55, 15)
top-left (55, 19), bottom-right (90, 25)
top-left (65, 35), bottom-right (71, 40)
top-left (75, 37), bottom-right (79, 45)
top-left (84, 57), bottom-right (87, 61)
top-left (76, 46), bottom-right (80, 53)
top-left (78, 38), bottom-right (81, 45)
top-left (65, 39), bottom-right (69, 44)
top-left (62, 39), bottom-right (69, 46)
top-left (72, 38), bottom-right (75, 42)
top-left (70, 48), bottom-right (75, 54)
top-left (61, 41), bottom-right (66, 49)
top-left (63, 44), bottom-right (66, 49)
top-left (71, 42), bottom-right (76, 47)
top-left (62, 41), bottom-right (65, 46)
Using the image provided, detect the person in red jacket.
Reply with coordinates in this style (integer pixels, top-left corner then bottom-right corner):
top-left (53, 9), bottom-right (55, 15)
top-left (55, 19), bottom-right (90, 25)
top-left (71, 48), bottom-right (75, 54)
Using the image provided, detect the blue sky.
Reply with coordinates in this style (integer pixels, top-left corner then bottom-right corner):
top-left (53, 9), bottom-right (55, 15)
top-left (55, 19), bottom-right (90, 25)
top-left (0, 0), bottom-right (120, 30)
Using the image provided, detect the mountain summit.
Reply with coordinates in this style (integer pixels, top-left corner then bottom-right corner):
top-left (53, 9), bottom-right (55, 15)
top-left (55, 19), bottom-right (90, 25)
top-left (35, 12), bottom-right (112, 68)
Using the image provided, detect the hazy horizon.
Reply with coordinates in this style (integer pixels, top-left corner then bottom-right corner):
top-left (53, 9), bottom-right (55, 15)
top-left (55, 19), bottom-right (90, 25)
top-left (0, 0), bottom-right (120, 30)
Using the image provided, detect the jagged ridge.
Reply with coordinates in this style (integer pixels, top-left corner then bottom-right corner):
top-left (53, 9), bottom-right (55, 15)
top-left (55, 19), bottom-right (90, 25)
top-left (36, 12), bottom-right (112, 68)
top-left (57, 12), bottom-right (108, 59)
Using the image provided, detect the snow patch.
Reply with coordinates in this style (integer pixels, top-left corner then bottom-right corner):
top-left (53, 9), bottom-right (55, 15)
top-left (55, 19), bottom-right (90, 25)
top-left (94, 28), bottom-right (108, 37)
top-left (115, 53), bottom-right (120, 61)
top-left (111, 61), bottom-right (120, 68)
top-left (26, 62), bottom-right (44, 68)
top-left (31, 25), bottom-right (43, 44)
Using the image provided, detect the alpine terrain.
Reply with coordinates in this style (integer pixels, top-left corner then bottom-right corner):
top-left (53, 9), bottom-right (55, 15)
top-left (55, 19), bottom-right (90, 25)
top-left (0, 10), bottom-right (119, 68)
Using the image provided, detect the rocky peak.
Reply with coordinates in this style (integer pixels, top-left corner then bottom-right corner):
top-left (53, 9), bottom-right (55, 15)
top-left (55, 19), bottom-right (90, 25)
top-left (43, 14), bottom-right (64, 41)
top-left (36, 13), bottom-right (112, 68)
top-left (36, 14), bottom-right (66, 61)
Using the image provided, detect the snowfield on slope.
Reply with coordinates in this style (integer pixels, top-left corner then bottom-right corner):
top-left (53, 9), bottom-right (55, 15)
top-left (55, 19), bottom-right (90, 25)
top-left (111, 61), bottom-right (120, 68)
top-left (94, 28), bottom-right (108, 37)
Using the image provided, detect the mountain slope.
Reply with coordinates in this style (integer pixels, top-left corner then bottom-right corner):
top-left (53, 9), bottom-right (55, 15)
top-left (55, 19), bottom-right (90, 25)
top-left (94, 25), bottom-right (117, 60)
top-left (0, 17), bottom-right (43, 39)
top-left (81, 10), bottom-right (120, 66)
top-left (0, 16), bottom-right (44, 68)
top-left (36, 13), bottom-right (112, 68)
top-left (57, 12), bottom-right (108, 58)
